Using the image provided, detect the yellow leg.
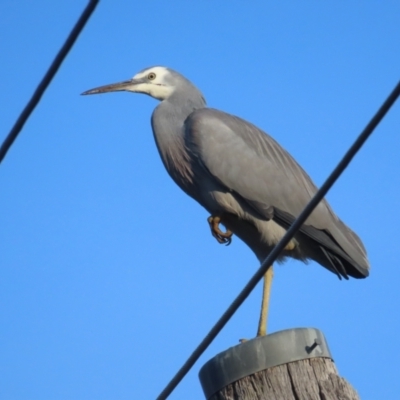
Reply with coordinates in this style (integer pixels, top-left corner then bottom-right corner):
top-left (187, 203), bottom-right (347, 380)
top-left (257, 266), bottom-right (274, 336)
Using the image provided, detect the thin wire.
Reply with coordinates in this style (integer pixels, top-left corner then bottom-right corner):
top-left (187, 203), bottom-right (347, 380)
top-left (0, 0), bottom-right (99, 164)
top-left (156, 79), bottom-right (400, 400)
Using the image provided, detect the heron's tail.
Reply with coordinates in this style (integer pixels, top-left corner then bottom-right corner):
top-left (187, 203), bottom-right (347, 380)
top-left (330, 218), bottom-right (370, 278)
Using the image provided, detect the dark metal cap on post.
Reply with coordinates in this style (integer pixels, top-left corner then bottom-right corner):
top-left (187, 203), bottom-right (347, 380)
top-left (199, 328), bottom-right (332, 399)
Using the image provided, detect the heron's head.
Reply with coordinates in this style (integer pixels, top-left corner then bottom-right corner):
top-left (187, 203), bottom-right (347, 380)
top-left (82, 66), bottom-right (193, 101)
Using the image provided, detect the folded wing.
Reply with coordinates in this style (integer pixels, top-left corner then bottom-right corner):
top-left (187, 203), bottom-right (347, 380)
top-left (184, 108), bottom-right (369, 278)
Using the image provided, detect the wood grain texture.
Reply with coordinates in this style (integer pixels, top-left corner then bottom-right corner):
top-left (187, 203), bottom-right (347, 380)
top-left (209, 357), bottom-right (360, 400)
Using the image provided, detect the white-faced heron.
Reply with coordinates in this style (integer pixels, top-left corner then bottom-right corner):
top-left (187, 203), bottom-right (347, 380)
top-left (82, 66), bottom-right (370, 336)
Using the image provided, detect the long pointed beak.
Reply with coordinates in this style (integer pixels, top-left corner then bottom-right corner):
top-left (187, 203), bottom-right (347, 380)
top-left (81, 79), bottom-right (143, 95)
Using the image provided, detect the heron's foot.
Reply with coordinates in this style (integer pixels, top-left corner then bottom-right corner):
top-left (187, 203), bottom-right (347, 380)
top-left (207, 215), bottom-right (233, 246)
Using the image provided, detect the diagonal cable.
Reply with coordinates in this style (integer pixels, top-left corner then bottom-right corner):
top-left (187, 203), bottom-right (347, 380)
top-left (0, 0), bottom-right (99, 164)
top-left (156, 79), bottom-right (400, 400)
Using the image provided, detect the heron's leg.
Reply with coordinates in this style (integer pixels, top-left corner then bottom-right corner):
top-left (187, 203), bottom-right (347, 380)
top-left (207, 215), bottom-right (233, 245)
top-left (257, 266), bottom-right (273, 336)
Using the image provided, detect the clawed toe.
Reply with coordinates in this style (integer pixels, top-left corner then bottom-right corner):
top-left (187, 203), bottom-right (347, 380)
top-left (207, 216), bottom-right (233, 246)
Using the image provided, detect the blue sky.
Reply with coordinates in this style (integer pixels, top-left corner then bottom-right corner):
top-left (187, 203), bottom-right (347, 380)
top-left (1, 1), bottom-right (400, 399)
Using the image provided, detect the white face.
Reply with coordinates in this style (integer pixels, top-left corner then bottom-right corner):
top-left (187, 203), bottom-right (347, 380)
top-left (131, 66), bottom-right (175, 100)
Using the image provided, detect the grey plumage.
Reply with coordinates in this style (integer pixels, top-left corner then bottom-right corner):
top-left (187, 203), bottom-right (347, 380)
top-left (82, 66), bottom-right (370, 282)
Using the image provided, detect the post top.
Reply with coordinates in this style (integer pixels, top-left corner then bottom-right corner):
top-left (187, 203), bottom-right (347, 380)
top-left (199, 327), bottom-right (332, 399)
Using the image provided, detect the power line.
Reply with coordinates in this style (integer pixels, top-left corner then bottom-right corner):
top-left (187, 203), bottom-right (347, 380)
top-left (156, 79), bottom-right (400, 400)
top-left (0, 0), bottom-right (99, 164)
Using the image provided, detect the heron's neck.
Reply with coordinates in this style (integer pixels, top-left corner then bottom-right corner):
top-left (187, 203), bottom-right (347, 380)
top-left (151, 93), bottom-right (205, 196)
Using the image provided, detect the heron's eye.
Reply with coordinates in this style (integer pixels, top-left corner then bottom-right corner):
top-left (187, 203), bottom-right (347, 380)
top-left (147, 72), bottom-right (156, 80)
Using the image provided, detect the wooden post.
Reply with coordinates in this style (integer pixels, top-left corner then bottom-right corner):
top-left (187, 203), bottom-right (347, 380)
top-left (208, 357), bottom-right (359, 400)
top-left (199, 328), bottom-right (360, 400)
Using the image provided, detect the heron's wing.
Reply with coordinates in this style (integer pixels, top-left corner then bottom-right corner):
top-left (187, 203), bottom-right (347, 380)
top-left (185, 108), bottom-right (329, 222)
top-left (184, 108), bottom-right (369, 277)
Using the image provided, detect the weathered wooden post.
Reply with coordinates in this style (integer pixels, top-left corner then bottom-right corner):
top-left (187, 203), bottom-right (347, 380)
top-left (199, 328), bottom-right (359, 400)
